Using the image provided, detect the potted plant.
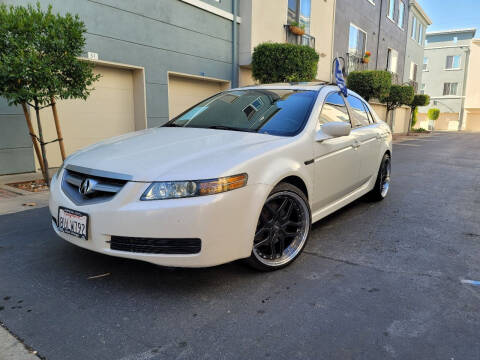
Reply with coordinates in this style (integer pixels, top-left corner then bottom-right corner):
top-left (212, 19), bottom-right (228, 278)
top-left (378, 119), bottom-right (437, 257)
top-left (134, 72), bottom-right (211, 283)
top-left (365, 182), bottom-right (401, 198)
top-left (289, 21), bottom-right (305, 36)
top-left (363, 51), bottom-right (371, 64)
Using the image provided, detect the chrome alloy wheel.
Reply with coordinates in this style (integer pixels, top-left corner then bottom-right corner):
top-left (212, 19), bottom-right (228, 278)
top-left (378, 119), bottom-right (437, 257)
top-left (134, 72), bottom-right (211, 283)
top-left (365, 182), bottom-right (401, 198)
top-left (253, 191), bottom-right (310, 267)
top-left (380, 157), bottom-right (391, 197)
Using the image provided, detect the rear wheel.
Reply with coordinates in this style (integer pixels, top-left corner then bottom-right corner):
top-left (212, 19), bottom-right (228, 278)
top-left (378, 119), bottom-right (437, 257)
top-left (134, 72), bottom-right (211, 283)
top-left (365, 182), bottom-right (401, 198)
top-left (246, 183), bottom-right (311, 271)
top-left (369, 153), bottom-right (391, 201)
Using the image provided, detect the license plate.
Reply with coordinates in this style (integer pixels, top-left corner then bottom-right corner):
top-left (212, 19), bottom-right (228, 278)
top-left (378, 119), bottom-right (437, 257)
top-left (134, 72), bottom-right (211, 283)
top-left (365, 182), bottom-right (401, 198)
top-left (57, 207), bottom-right (89, 240)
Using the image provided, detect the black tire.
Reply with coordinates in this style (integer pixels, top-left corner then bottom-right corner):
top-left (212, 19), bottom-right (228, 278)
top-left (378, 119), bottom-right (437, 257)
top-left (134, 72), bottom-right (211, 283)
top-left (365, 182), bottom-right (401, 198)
top-left (245, 182), bottom-right (311, 271)
top-left (369, 153), bottom-right (391, 201)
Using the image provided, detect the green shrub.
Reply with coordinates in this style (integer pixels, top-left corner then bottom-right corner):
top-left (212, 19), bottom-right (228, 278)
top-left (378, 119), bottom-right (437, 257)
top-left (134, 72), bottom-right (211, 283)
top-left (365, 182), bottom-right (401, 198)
top-left (346, 70), bottom-right (391, 101)
top-left (411, 128), bottom-right (429, 133)
top-left (409, 94), bottom-right (430, 130)
top-left (428, 108), bottom-right (440, 121)
top-left (380, 85), bottom-right (414, 112)
top-left (251, 43), bottom-right (319, 83)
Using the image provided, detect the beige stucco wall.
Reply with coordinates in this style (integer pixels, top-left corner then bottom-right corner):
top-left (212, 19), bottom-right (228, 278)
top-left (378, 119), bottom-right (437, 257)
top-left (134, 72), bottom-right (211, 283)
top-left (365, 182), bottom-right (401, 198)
top-left (416, 112), bottom-right (459, 131)
top-left (239, 67), bottom-right (257, 87)
top-left (370, 102), bottom-right (411, 134)
top-left (465, 111), bottom-right (480, 132)
top-left (239, 0), bottom-right (335, 82)
top-left (465, 40), bottom-right (480, 110)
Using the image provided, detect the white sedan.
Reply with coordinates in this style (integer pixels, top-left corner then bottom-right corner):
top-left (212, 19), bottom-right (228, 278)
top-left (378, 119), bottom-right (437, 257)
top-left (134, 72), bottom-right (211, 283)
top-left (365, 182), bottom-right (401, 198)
top-left (49, 83), bottom-right (392, 271)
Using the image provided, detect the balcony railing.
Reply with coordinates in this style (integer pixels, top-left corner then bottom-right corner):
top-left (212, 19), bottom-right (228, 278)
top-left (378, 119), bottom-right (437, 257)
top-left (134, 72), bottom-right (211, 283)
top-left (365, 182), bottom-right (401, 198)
top-left (389, 71), bottom-right (401, 85)
top-left (346, 53), bottom-right (368, 74)
top-left (284, 25), bottom-right (315, 49)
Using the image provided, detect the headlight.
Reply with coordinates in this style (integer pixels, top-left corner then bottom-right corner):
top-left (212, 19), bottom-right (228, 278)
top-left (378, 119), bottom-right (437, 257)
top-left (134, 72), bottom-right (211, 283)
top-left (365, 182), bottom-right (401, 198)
top-left (140, 173), bottom-right (248, 200)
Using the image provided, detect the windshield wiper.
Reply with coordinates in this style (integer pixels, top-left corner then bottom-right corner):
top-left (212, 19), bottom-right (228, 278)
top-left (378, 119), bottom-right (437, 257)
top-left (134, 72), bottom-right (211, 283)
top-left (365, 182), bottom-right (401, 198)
top-left (208, 125), bottom-right (256, 132)
top-left (162, 123), bottom-right (183, 127)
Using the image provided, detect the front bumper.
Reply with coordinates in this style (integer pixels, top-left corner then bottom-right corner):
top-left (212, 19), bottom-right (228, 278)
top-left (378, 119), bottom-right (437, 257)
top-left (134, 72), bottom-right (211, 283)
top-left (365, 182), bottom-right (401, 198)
top-left (49, 171), bottom-right (271, 267)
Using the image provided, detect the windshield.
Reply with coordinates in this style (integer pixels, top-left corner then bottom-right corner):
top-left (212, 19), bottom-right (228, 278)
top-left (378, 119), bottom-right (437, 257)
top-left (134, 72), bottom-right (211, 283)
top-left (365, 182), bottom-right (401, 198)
top-left (165, 89), bottom-right (318, 136)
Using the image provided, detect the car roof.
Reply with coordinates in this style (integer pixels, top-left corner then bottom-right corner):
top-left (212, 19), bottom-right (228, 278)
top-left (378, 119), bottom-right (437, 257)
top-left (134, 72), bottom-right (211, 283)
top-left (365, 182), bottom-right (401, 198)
top-left (231, 82), bottom-right (329, 91)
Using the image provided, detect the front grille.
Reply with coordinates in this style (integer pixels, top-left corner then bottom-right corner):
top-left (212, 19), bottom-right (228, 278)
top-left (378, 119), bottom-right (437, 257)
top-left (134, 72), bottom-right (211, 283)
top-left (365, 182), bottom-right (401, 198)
top-left (61, 165), bottom-right (129, 206)
top-left (110, 236), bottom-right (201, 254)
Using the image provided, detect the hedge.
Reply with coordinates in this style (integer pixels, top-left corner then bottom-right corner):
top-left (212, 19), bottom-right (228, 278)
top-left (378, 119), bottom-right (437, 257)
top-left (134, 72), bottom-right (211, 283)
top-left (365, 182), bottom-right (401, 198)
top-left (251, 43), bottom-right (319, 83)
top-left (428, 108), bottom-right (440, 121)
top-left (411, 94), bottom-right (430, 108)
top-left (380, 85), bottom-right (415, 112)
top-left (346, 70), bottom-right (391, 101)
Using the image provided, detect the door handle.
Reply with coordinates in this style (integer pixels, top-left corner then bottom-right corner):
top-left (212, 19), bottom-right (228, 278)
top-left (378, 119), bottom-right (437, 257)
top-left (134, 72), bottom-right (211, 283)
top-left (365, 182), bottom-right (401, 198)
top-left (352, 141), bottom-right (361, 149)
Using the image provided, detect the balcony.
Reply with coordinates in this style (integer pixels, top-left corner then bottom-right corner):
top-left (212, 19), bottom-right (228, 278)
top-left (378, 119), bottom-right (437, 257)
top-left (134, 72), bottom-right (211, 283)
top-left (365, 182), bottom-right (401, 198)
top-left (284, 25), bottom-right (315, 49)
top-left (346, 53), bottom-right (368, 74)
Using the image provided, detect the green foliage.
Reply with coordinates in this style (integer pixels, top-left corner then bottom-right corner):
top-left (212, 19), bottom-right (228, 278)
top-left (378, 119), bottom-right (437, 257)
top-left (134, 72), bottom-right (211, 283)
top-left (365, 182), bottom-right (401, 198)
top-left (380, 85), bottom-right (414, 112)
top-left (346, 70), bottom-right (391, 102)
top-left (410, 127), bottom-right (429, 133)
top-left (251, 43), bottom-right (319, 84)
top-left (428, 108), bottom-right (440, 121)
top-left (0, 2), bottom-right (100, 106)
top-left (412, 107), bottom-right (418, 127)
top-left (289, 21), bottom-right (305, 29)
top-left (411, 94), bottom-right (430, 108)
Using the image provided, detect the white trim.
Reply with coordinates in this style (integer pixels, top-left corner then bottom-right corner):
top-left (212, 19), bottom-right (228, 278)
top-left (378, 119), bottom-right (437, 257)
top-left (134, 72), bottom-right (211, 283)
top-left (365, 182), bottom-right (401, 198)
top-left (426, 28), bottom-right (476, 36)
top-left (425, 45), bottom-right (470, 50)
top-left (430, 96), bottom-right (464, 99)
top-left (179, 0), bottom-right (242, 23)
top-left (366, 0), bottom-right (376, 5)
top-left (167, 70), bottom-right (231, 84)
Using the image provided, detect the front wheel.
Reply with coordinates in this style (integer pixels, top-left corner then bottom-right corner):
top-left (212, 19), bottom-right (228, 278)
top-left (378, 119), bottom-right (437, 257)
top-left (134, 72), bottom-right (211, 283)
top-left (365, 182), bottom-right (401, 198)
top-left (246, 183), bottom-right (311, 271)
top-left (369, 153), bottom-right (391, 201)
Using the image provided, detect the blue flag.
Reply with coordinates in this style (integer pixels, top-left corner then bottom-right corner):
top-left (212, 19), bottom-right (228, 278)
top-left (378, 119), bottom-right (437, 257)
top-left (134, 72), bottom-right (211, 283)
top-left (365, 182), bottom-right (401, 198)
top-left (334, 58), bottom-right (348, 97)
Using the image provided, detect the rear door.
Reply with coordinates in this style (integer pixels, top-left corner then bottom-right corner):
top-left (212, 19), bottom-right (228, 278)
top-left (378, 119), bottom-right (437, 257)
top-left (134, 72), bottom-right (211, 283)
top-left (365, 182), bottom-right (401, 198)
top-left (312, 92), bottom-right (360, 212)
top-left (346, 95), bottom-right (382, 184)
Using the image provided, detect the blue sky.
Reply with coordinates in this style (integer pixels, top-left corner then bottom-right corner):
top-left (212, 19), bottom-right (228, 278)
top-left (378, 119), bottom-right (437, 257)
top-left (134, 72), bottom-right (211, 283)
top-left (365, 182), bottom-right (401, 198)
top-left (417, 0), bottom-right (479, 35)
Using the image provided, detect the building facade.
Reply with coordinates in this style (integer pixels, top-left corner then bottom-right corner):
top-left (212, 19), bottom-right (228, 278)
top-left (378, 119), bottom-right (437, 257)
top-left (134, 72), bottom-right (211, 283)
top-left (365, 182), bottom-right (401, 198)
top-left (463, 39), bottom-right (480, 132)
top-left (238, 0), bottom-right (335, 86)
top-left (1, 0), bottom-right (239, 174)
top-left (418, 28), bottom-right (476, 131)
top-left (402, 0), bottom-right (431, 91)
top-left (334, 0), bottom-right (408, 83)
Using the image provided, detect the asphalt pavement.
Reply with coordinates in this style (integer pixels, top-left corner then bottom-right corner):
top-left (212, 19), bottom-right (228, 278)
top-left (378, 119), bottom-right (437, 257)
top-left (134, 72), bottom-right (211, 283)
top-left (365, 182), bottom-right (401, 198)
top-left (1, 132), bottom-right (479, 360)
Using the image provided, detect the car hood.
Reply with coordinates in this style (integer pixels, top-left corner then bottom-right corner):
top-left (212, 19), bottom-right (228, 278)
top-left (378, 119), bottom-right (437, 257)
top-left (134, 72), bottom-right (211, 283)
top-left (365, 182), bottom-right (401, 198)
top-left (66, 127), bottom-right (284, 181)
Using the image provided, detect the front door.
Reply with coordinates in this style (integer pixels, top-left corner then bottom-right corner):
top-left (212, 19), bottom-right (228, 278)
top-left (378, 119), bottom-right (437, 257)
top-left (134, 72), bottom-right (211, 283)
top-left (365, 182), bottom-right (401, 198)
top-left (312, 92), bottom-right (360, 212)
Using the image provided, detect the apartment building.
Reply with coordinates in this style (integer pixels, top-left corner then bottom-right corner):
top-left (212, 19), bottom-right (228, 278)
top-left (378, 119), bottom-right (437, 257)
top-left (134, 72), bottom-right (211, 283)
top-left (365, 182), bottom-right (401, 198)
top-left (334, 0), bottom-right (408, 83)
top-left (403, 0), bottom-right (431, 92)
top-left (1, 0), bottom-right (239, 174)
top-left (463, 39), bottom-right (480, 132)
top-left (418, 28), bottom-right (476, 131)
top-left (238, 0), bottom-right (335, 85)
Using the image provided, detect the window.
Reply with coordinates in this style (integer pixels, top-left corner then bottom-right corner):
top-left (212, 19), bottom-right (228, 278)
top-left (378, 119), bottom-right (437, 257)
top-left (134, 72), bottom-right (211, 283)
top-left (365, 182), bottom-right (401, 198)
top-left (446, 55), bottom-right (461, 69)
top-left (348, 24), bottom-right (367, 56)
top-left (418, 23), bottom-right (424, 45)
top-left (387, 0), bottom-right (395, 20)
top-left (409, 62), bottom-right (418, 81)
top-left (347, 95), bottom-right (371, 127)
top-left (423, 57), bottom-right (429, 71)
top-left (443, 83), bottom-right (458, 96)
top-left (453, 36), bottom-right (458, 43)
top-left (397, 1), bottom-right (405, 28)
top-left (319, 93), bottom-right (350, 126)
top-left (411, 16), bottom-right (417, 40)
top-left (420, 83), bottom-right (425, 95)
top-left (288, 0), bottom-right (311, 34)
top-left (387, 48), bottom-right (398, 73)
top-left (169, 89), bottom-right (318, 137)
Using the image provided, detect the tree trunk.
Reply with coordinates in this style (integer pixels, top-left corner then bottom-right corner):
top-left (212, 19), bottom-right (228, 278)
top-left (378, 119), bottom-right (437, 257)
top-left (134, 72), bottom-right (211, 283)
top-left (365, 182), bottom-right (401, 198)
top-left (34, 99), bottom-right (50, 186)
top-left (50, 97), bottom-right (66, 161)
top-left (21, 102), bottom-right (45, 175)
top-left (407, 107), bottom-right (415, 134)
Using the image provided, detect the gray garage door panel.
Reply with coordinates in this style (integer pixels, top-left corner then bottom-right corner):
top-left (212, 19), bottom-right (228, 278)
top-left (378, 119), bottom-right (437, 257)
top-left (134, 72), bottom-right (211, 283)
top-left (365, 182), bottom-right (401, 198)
top-left (0, 147), bottom-right (35, 175)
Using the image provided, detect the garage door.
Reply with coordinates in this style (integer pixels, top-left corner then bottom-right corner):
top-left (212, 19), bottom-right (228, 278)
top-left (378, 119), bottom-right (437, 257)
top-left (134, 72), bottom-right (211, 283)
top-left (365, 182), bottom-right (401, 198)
top-left (32, 65), bottom-right (137, 168)
top-left (168, 73), bottom-right (230, 119)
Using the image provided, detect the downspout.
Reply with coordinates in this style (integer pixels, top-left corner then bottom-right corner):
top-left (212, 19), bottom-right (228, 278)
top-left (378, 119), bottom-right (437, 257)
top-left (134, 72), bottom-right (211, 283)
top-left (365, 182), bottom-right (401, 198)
top-left (458, 46), bottom-right (470, 130)
top-left (232, 0), bottom-right (239, 88)
top-left (330, 0), bottom-right (337, 82)
top-left (375, 0), bottom-right (384, 70)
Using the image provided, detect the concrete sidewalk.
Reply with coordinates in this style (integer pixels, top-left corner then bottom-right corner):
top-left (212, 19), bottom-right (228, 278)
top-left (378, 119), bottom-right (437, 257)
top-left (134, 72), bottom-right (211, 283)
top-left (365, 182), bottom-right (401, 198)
top-left (0, 325), bottom-right (40, 360)
top-left (0, 172), bottom-right (49, 216)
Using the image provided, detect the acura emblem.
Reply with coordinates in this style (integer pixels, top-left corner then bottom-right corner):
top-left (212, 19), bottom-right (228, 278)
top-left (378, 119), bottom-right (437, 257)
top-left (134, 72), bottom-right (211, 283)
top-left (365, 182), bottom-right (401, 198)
top-left (79, 178), bottom-right (97, 196)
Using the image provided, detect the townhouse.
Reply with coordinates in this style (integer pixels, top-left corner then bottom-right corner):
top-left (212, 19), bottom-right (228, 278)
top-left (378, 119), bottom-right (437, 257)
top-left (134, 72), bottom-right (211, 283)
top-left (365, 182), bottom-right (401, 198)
top-left (417, 28), bottom-right (476, 131)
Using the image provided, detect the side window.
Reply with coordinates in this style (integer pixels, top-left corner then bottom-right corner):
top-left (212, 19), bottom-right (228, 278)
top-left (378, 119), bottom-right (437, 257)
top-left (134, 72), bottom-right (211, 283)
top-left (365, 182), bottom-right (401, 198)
top-left (319, 92), bottom-right (351, 127)
top-left (362, 102), bottom-right (375, 124)
top-left (347, 95), bottom-right (370, 127)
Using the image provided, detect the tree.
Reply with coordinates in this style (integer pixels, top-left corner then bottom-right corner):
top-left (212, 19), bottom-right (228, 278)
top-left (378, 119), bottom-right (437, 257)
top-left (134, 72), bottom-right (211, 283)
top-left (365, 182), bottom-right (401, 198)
top-left (252, 43), bottom-right (319, 83)
top-left (346, 70), bottom-right (391, 102)
top-left (428, 108), bottom-right (440, 121)
top-left (0, 3), bottom-right (100, 185)
top-left (380, 85), bottom-right (414, 129)
top-left (408, 94), bottom-right (430, 131)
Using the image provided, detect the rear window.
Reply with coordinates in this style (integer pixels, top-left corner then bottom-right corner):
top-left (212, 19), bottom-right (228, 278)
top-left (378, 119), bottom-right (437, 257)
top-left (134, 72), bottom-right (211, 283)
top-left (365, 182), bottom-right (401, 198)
top-left (167, 89), bottom-right (318, 136)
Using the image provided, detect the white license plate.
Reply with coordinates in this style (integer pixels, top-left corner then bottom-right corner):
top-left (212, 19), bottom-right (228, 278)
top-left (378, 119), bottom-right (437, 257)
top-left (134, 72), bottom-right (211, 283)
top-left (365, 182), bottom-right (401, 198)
top-left (58, 207), bottom-right (89, 240)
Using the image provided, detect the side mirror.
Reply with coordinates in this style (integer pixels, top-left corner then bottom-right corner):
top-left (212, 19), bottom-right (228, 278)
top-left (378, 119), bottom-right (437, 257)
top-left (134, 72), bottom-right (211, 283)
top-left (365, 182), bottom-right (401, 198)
top-left (316, 121), bottom-right (351, 142)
